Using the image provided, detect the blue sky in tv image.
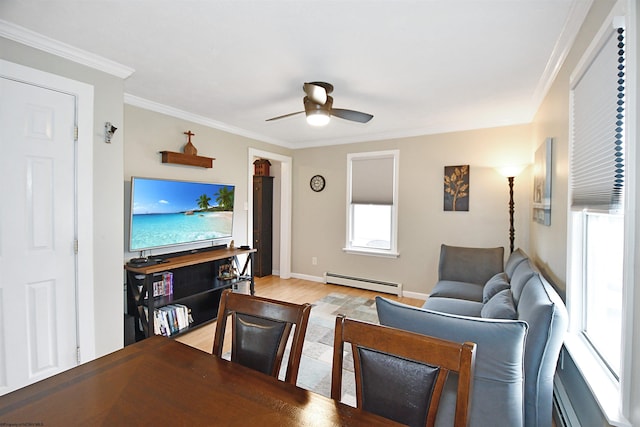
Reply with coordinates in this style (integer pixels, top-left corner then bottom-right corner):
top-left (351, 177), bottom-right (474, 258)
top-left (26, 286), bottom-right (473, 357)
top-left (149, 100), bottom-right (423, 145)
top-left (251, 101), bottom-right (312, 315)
top-left (131, 177), bottom-right (234, 214)
top-left (129, 177), bottom-right (235, 252)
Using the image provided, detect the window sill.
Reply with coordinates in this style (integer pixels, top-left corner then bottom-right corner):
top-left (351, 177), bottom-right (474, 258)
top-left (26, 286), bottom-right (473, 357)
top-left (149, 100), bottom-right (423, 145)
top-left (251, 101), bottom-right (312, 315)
top-left (342, 247), bottom-right (399, 258)
top-left (563, 334), bottom-right (631, 427)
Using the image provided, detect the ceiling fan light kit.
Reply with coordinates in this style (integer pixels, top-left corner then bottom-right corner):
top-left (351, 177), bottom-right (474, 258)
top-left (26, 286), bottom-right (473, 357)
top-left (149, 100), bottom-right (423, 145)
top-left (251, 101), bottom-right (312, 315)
top-left (305, 94), bottom-right (332, 126)
top-left (307, 111), bottom-right (331, 126)
top-left (267, 81), bottom-right (373, 126)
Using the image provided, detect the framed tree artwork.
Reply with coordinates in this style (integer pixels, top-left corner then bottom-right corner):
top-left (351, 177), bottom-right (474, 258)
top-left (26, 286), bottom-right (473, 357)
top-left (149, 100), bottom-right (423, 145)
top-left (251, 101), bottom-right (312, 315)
top-left (533, 138), bottom-right (552, 225)
top-left (444, 165), bottom-right (469, 211)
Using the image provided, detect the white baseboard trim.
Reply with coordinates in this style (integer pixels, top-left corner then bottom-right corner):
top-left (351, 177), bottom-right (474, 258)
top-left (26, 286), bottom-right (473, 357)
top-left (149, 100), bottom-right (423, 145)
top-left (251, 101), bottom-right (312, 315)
top-left (290, 273), bottom-right (325, 283)
top-left (287, 272), bottom-right (429, 300)
top-left (325, 272), bottom-right (402, 296)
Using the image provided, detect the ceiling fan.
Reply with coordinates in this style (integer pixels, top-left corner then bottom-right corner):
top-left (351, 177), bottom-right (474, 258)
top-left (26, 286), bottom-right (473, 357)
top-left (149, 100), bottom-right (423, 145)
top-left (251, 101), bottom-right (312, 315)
top-left (266, 82), bottom-right (373, 126)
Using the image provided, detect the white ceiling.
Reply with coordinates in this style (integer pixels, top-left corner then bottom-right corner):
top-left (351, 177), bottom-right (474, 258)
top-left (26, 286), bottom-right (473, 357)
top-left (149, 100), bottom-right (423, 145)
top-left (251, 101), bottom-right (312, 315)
top-left (0, 1), bottom-right (589, 149)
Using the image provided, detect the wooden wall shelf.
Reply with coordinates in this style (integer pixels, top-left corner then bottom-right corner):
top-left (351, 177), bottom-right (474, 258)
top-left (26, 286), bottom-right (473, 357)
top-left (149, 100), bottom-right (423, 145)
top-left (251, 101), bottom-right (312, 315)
top-left (160, 151), bottom-right (214, 168)
top-left (160, 130), bottom-right (214, 168)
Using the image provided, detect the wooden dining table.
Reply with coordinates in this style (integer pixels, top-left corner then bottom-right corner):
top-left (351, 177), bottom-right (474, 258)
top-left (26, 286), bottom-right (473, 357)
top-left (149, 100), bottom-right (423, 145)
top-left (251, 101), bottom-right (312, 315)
top-left (0, 335), bottom-right (402, 426)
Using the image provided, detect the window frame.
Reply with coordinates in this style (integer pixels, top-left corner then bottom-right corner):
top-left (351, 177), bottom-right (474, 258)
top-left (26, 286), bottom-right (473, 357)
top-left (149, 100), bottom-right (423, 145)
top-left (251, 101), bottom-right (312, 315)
top-left (344, 150), bottom-right (399, 258)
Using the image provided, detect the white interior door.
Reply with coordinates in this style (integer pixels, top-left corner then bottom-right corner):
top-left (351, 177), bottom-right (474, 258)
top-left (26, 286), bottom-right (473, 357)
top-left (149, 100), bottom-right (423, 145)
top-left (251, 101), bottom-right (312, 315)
top-left (0, 77), bottom-right (78, 395)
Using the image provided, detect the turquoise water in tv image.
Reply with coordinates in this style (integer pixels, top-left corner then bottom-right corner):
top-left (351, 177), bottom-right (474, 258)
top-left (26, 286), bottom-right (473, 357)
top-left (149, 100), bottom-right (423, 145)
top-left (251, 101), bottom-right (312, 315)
top-left (130, 211), bottom-right (233, 250)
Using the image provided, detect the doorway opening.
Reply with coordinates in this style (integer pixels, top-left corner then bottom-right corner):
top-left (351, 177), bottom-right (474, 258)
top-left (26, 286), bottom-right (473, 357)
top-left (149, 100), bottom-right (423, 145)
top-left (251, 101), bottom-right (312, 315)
top-left (247, 148), bottom-right (292, 279)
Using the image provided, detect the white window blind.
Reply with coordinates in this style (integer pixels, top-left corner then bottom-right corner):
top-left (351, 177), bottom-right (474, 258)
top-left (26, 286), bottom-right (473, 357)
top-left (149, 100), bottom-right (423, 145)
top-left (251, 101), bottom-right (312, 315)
top-left (351, 156), bottom-right (394, 205)
top-left (570, 27), bottom-right (625, 210)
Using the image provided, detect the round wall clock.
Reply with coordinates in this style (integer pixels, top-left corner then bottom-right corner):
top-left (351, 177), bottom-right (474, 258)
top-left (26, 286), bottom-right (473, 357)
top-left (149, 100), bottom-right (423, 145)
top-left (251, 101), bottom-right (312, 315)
top-left (310, 175), bottom-right (326, 192)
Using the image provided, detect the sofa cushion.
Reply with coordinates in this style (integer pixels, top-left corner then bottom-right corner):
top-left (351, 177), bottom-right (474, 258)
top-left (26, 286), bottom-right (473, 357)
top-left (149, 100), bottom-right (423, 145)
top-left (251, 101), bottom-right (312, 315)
top-left (481, 289), bottom-right (517, 319)
top-left (376, 297), bottom-right (527, 427)
top-left (504, 248), bottom-right (528, 279)
top-left (482, 272), bottom-right (510, 303)
top-left (422, 296), bottom-right (483, 317)
top-left (429, 280), bottom-right (484, 302)
top-left (438, 244), bottom-right (504, 285)
top-left (510, 259), bottom-right (536, 304)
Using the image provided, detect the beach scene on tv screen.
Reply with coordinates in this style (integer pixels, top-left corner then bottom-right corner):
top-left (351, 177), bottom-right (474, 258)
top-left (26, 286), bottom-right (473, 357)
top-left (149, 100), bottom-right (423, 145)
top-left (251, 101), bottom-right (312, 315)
top-left (130, 178), bottom-right (234, 251)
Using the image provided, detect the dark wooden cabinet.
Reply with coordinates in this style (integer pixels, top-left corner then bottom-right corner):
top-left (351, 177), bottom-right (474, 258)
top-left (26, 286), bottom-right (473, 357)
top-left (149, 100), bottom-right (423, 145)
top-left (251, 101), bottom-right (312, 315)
top-left (253, 176), bottom-right (273, 277)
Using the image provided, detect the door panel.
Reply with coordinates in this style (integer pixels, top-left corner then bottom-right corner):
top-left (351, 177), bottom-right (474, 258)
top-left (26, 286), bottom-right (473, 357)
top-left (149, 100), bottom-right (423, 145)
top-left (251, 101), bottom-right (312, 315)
top-left (27, 280), bottom-right (59, 374)
top-left (0, 77), bottom-right (78, 395)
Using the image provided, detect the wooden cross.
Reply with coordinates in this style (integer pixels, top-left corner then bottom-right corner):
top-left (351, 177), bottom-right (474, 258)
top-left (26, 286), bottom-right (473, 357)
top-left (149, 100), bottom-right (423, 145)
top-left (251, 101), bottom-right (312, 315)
top-left (184, 130), bottom-right (195, 143)
top-left (183, 130), bottom-right (197, 155)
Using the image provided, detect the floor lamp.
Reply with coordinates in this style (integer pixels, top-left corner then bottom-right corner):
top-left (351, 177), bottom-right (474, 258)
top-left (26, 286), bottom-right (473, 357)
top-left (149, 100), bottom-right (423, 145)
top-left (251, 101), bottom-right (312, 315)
top-left (496, 166), bottom-right (526, 253)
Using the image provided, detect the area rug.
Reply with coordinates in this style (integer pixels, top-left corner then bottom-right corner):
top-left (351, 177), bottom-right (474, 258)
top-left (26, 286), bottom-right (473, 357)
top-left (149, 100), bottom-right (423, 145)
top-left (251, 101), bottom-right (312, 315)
top-left (289, 292), bottom-right (379, 406)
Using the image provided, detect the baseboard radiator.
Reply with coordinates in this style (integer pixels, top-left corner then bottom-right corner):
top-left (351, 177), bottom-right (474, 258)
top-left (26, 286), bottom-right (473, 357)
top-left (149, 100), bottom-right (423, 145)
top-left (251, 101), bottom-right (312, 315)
top-left (553, 376), bottom-right (581, 427)
top-left (325, 272), bottom-right (403, 297)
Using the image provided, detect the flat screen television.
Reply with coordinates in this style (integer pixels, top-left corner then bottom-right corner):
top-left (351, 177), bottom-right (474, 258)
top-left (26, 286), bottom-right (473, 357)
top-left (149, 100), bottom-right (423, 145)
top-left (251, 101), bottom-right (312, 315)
top-left (129, 176), bottom-right (235, 252)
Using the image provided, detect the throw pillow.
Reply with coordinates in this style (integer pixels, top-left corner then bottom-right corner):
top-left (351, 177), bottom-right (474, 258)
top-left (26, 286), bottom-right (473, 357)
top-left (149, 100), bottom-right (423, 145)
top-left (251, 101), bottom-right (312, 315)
top-left (481, 289), bottom-right (517, 319)
top-left (482, 272), bottom-right (510, 303)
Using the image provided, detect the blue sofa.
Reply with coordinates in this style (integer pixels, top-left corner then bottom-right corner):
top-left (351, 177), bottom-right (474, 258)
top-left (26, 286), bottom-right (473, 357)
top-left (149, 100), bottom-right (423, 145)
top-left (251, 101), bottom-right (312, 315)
top-left (376, 245), bottom-right (568, 427)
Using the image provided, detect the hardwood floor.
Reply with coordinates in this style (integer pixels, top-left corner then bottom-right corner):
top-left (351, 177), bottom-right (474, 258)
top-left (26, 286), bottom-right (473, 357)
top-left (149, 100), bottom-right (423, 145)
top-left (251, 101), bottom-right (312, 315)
top-left (175, 275), bottom-right (425, 353)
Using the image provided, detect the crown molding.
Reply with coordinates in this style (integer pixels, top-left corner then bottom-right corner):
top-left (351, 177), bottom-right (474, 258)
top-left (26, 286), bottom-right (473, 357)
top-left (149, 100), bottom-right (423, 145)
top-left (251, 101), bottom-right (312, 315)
top-left (124, 94), bottom-right (292, 148)
top-left (292, 118), bottom-right (533, 149)
top-left (0, 19), bottom-right (134, 79)
top-left (125, 93), bottom-right (531, 150)
top-left (531, 0), bottom-right (593, 109)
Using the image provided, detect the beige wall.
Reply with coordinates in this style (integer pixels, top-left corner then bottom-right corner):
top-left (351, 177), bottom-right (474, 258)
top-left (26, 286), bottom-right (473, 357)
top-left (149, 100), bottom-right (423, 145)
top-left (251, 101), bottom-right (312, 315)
top-left (292, 124), bottom-right (533, 295)
top-left (1, 37), bottom-right (125, 357)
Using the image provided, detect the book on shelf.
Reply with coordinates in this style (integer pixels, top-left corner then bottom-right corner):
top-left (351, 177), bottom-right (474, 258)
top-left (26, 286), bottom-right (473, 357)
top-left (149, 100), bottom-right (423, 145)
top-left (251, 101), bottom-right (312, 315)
top-left (143, 271), bottom-right (174, 299)
top-left (144, 303), bottom-right (192, 337)
top-left (160, 306), bottom-right (177, 334)
top-left (162, 271), bottom-right (174, 295)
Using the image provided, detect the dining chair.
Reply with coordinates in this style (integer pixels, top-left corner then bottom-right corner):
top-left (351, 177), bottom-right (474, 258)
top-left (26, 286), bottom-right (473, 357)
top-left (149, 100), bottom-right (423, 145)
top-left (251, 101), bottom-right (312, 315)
top-left (212, 289), bottom-right (312, 385)
top-left (331, 315), bottom-right (476, 427)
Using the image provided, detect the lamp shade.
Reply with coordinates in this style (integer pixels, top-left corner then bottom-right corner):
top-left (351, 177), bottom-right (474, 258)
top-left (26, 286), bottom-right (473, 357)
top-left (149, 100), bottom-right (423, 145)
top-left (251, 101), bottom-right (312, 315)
top-left (496, 165), bottom-right (527, 178)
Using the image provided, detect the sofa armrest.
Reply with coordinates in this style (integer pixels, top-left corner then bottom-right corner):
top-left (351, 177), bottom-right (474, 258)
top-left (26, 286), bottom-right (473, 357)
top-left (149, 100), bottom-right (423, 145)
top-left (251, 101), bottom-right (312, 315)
top-left (376, 296), bottom-right (527, 427)
top-left (438, 244), bottom-right (504, 285)
top-left (517, 274), bottom-right (568, 427)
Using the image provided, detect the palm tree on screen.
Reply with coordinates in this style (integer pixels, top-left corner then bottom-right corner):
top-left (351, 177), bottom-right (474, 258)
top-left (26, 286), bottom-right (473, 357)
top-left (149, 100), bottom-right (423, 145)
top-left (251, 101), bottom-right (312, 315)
top-left (215, 187), bottom-right (234, 211)
top-left (197, 194), bottom-right (211, 210)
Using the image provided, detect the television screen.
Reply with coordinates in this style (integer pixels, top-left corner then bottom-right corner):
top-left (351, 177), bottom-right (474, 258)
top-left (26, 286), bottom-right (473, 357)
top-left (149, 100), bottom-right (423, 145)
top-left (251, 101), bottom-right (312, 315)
top-left (129, 177), bottom-right (235, 252)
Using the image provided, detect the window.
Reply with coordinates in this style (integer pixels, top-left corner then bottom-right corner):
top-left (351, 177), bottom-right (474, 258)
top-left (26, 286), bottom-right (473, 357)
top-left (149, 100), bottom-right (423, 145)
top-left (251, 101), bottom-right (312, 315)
top-left (569, 21), bottom-right (626, 378)
top-left (566, 4), bottom-right (632, 424)
top-left (345, 150), bottom-right (399, 257)
top-left (582, 212), bottom-right (624, 376)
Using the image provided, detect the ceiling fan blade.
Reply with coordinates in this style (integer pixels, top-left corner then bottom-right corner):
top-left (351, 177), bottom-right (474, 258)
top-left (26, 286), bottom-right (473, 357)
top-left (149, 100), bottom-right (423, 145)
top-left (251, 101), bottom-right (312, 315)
top-left (303, 82), bottom-right (328, 105)
top-left (265, 111), bottom-right (304, 121)
top-left (331, 108), bottom-right (373, 123)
